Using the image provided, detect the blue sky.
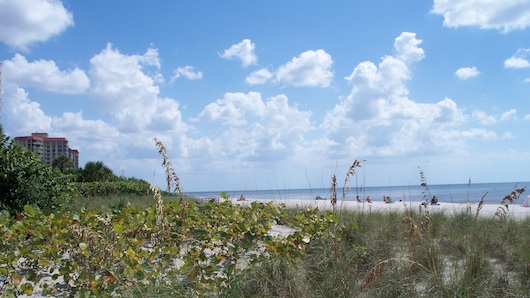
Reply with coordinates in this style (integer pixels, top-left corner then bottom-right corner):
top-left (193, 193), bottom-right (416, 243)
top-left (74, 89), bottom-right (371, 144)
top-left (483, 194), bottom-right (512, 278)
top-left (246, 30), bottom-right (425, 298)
top-left (1, 0), bottom-right (530, 192)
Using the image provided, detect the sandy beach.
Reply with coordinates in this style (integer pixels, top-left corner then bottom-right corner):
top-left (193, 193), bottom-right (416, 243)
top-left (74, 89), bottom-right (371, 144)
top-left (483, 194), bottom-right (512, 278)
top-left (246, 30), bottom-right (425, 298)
top-left (233, 198), bottom-right (530, 219)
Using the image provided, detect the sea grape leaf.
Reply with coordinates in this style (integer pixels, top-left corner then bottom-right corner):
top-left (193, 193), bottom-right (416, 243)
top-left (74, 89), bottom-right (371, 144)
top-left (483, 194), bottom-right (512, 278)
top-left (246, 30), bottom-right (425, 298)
top-left (24, 205), bottom-right (35, 217)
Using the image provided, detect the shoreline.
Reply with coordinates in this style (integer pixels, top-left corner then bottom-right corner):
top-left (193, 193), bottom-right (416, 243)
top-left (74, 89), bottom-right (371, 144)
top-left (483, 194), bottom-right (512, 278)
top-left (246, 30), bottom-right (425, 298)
top-left (230, 198), bottom-right (530, 219)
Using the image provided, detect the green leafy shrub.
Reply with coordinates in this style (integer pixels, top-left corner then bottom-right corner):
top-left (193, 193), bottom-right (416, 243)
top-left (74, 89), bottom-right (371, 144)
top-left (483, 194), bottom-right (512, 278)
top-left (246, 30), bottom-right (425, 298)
top-left (77, 161), bottom-right (115, 182)
top-left (0, 198), bottom-right (333, 297)
top-left (0, 136), bottom-right (73, 215)
top-left (72, 178), bottom-right (151, 197)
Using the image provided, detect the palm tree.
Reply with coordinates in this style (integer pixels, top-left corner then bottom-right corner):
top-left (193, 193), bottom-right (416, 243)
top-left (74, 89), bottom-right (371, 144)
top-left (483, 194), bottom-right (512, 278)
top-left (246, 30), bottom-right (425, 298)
top-left (52, 154), bottom-right (73, 172)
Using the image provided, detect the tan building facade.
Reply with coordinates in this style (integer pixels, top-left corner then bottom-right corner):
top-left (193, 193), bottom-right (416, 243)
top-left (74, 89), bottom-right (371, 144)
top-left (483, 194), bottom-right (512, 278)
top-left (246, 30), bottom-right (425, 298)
top-left (14, 132), bottom-right (79, 169)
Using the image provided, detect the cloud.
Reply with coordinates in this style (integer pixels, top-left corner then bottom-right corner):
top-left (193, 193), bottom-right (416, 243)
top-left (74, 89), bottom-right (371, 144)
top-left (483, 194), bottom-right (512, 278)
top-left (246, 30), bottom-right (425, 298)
top-left (438, 128), bottom-right (498, 141)
top-left (500, 109), bottom-right (517, 121)
top-left (472, 110), bottom-right (497, 125)
top-left (455, 66), bottom-right (480, 80)
top-left (171, 65), bottom-right (203, 81)
top-left (3, 54), bottom-right (90, 94)
top-left (245, 49), bottom-right (334, 88)
top-left (322, 32), bottom-right (468, 158)
top-left (0, 0), bottom-right (74, 50)
top-left (525, 114), bottom-right (530, 120)
top-left (505, 57), bottom-right (530, 68)
top-left (3, 86), bottom-right (52, 134)
top-left (194, 92), bottom-right (313, 162)
top-left (431, 0), bottom-right (530, 32)
top-left (51, 111), bottom-right (122, 155)
top-left (89, 43), bottom-right (187, 134)
top-left (195, 91), bottom-right (267, 126)
top-left (472, 109), bottom-right (517, 124)
top-left (504, 48), bottom-right (530, 68)
top-left (275, 49), bottom-right (333, 87)
top-left (245, 68), bottom-right (273, 85)
top-left (394, 32), bottom-right (425, 64)
top-left (220, 39), bottom-right (257, 67)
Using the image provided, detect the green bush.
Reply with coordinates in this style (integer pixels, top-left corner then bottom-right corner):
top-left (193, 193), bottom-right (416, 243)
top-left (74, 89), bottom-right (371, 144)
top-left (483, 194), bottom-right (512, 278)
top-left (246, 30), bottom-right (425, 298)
top-left (0, 136), bottom-right (73, 215)
top-left (72, 178), bottom-right (151, 197)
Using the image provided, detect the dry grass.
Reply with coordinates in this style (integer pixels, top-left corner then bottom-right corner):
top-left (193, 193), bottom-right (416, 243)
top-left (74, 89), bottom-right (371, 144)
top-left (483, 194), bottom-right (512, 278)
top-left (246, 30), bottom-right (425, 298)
top-left (474, 192), bottom-right (488, 223)
top-left (154, 138), bottom-right (182, 194)
top-left (342, 160), bottom-right (364, 203)
top-left (359, 260), bottom-right (388, 292)
top-left (330, 174), bottom-right (337, 208)
top-left (402, 216), bottom-right (420, 241)
top-left (495, 186), bottom-right (526, 220)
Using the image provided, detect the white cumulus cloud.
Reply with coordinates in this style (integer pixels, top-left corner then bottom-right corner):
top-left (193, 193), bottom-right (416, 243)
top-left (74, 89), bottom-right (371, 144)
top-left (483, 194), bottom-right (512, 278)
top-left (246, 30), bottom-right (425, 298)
top-left (89, 43), bottom-right (186, 134)
top-left (194, 92), bottom-right (313, 162)
top-left (504, 48), bottom-right (530, 68)
top-left (500, 109), bottom-right (517, 121)
top-left (322, 32), bottom-right (468, 158)
top-left (0, 0), bottom-right (74, 50)
top-left (455, 66), bottom-right (480, 80)
top-left (245, 68), bottom-right (273, 85)
top-left (431, 0), bottom-right (530, 32)
top-left (3, 54), bottom-right (90, 94)
top-left (220, 39), bottom-right (257, 67)
top-left (3, 86), bottom-right (52, 134)
top-left (276, 49), bottom-right (333, 87)
top-left (472, 110), bottom-right (497, 125)
top-left (171, 65), bottom-right (203, 81)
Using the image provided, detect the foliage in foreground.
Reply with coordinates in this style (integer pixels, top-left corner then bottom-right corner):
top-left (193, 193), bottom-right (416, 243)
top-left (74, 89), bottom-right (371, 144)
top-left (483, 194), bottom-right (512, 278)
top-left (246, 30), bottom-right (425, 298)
top-left (0, 199), bottom-right (333, 297)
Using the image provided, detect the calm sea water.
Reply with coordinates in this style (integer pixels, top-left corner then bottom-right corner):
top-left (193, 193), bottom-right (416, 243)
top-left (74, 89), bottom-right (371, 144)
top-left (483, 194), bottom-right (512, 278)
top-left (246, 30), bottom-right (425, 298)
top-left (188, 182), bottom-right (530, 204)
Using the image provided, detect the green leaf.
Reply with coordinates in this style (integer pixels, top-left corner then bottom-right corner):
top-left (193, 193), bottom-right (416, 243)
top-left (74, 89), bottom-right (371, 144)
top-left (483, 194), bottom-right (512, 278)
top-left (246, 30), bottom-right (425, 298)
top-left (21, 282), bottom-right (34, 295)
top-left (79, 242), bottom-right (88, 251)
top-left (24, 205), bottom-right (35, 217)
top-left (127, 247), bottom-right (136, 258)
top-left (113, 223), bottom-right (124, 234)
top-left (3, 289), bottom-right (15, 298)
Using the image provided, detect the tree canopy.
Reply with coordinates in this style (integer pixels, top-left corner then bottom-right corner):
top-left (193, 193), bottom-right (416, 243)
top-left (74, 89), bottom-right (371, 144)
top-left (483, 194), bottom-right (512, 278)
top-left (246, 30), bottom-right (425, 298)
top-left (80, 161), bottom-right (115, 182)
top-left (52, 154), bottom-right (73, 172)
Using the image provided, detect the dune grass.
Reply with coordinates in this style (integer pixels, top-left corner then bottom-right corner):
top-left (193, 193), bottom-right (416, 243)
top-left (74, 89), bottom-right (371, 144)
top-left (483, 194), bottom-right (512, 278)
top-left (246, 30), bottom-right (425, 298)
top-left (222, 207), bottom-right (530, 298)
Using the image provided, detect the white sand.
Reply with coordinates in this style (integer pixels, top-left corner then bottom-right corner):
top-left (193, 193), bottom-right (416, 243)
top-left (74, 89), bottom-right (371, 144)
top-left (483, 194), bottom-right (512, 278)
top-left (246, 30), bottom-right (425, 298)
top-left (233, 199), bottom-right (530, 219)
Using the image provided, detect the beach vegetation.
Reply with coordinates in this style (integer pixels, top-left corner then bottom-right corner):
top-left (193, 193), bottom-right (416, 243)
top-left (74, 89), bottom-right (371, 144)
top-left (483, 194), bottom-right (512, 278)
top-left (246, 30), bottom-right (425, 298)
top-left (0, 138), bottom-right (528, 297)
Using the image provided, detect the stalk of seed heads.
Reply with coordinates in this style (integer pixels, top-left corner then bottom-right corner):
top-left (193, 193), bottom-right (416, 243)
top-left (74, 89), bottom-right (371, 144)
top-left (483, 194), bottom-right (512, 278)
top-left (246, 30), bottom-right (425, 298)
top-left (342, 160), bottom-right (364, 202)
top-left (330, 174), bottom-right (337, 208)
top-left (474, 192), bottom-right (488, 223)
top-left (154, 138), bottom-right (182, 194)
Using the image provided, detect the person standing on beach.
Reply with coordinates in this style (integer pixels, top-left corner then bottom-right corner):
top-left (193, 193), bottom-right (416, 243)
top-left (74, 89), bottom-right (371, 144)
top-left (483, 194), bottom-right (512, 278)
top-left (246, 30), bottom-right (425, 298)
top-left (431, 196), bottom-right (439, 205)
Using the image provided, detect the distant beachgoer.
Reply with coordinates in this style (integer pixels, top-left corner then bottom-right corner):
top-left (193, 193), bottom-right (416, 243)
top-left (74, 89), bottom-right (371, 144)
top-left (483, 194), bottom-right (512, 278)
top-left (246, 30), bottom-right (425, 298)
top-left (238, 194), bottom-right (246, 201)
top-left (356, 195), bottom-right (361, 202)
top-left (316, 195), bottom-right (325, 200)
top-left (366, 196), bottom-right (372, 203)
top-left (431, 196), bottom-right (439, 205)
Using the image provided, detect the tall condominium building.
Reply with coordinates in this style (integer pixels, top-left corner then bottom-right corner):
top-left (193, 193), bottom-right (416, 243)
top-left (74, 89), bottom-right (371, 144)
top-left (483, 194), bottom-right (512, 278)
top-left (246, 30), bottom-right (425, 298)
top-left (14, 132), bottom-right (79, 169)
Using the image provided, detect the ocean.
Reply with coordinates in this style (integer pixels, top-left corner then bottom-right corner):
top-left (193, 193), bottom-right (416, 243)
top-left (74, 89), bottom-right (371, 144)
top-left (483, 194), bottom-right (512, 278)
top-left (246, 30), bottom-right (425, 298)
top-left (187, 182), bottom-right (530, 204)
